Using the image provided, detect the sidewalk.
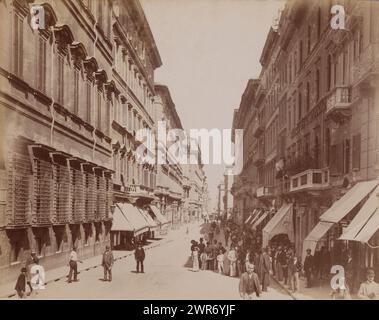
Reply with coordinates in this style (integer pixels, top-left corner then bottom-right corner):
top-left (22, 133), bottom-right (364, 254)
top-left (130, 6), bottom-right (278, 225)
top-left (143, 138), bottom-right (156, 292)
top-left (0, 222), bottom-right (200, 299)
top-left (272, 275), bottom-right (353, 300)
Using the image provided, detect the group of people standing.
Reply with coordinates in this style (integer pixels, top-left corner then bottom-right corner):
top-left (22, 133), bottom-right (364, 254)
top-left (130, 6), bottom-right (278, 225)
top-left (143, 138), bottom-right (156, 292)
top-left (188, 221), bottom-right (275, 298)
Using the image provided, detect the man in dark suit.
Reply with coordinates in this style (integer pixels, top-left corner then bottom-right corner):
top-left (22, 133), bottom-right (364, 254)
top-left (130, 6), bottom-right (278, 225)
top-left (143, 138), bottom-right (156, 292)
top-left (304, 249), bottom-right (314, 288)
top-left (134, 244), bottom-right (146, 273)
top-left (102, 245), bottom-right (114, 281)
top-left (239, 263), bottom-right (261, 299)
top-left (260, 248), bottom-right (272, 292)
top-left (15, 268), bottom-right (27, 299)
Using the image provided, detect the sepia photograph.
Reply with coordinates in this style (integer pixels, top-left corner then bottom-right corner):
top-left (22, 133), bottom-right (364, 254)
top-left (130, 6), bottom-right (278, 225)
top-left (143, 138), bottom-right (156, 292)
top-left (0, 0), bottom-right (379, 305)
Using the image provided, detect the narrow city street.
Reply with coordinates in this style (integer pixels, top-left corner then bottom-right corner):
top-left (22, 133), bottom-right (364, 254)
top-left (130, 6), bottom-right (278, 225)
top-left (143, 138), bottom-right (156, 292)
top-left (16, 224), bottom-right (292, 300)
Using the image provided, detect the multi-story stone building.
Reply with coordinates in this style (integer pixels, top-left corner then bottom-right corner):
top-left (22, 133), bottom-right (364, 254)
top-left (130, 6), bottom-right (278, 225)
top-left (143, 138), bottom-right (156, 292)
top-left (189, 163), bottom-right (207, 221)
top-left (232, 0), bottom-right (379, 287)
top-left (0, 0), bottom-right (162, 285)
top-left (153, 84), bottom-right (184, 226)
top-left (231, 80), bottom-right (260, 226)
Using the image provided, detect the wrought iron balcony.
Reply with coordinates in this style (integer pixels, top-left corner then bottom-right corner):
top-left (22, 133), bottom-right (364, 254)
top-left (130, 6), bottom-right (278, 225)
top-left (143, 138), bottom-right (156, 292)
top-left (326, 86), bottom-right (352, 123)
top-left (289, 168), bottom-right (330, 193)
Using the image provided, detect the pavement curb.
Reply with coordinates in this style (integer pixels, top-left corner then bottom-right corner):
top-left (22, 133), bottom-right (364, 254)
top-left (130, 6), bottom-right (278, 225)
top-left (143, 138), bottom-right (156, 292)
top-left (0, 224), bottom-right (194, 299)
top-left (270, 275), bottom-right (297, 300)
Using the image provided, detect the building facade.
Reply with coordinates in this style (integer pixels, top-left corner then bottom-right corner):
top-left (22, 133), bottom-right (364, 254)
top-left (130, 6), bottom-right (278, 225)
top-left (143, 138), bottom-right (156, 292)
top-left (232, 0), bottom-right (379, 287)
top-left (0, 0), bottom-right (162, 285)
top-left (153, 84), bottom-right (184, 226)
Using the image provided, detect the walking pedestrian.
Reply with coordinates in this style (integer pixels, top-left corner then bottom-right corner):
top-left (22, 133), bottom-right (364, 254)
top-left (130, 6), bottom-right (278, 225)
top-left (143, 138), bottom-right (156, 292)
top-left (304, 249), bottom-right (314, 288)
top-left (198, 238), bottom-right (206, 270)
top-left (239, 263), bottom-right (261, 300)
top-left (313, 247), bottom-right (322, 282)
top-left (205, 242), bottom-right (214, 270)
top-left (217, 250), bottom-right (225, 274)
top-left (135, 244), bottom-right (145, 273)
top-left (68, 247), bottom-right (82, 283)
top-left (224, 227), bottom-right (230, 247)
top-left (15, 268), bottom-right (27, 299)
top-left (212, 240), bottom-right (219, 270)
top-left (288, 255), bottom-right (302, 292)
top-left (191, 246), bottom-right (200, 272)
top-left (227, 246), bottom-right (237, 277)
top-left (237, 246), bottom-right (245, 277)
top-left (343, 249), bottom-right (354, 293)
top-left (24, 251), bottom-right (38, 295)
top-left (29, 258), bottom-right (45, 293)
top-left (275, 246), bottom-right (283, 282)
top-left (283, 248), bottom-right (290, 285)
top-left (254, 251), bottom-right (262, 282)
top-left (260, 248), bottom-right (272, 292)
top-left (102, 245), bottom-right (114, 281)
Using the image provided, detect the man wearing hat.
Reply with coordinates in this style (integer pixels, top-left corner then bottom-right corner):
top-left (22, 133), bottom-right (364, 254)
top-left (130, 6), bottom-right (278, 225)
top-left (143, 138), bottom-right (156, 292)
top-left (303, 248), bottom-right (314, 288)
top-left (357, 268), bottom-right (379, 300)
top-left (14, 268), bottom-right (27, 298)
top-left (102, 245), bottom-right (114, 281)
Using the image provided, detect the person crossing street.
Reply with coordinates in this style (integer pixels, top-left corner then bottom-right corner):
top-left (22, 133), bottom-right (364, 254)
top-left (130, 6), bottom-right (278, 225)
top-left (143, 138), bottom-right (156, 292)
top-left (135, 244), bottom-right (146, 273)
top-left (68, 247), bottom-right (82, 283)
top-left (102, 245), bottom-right (114, 281)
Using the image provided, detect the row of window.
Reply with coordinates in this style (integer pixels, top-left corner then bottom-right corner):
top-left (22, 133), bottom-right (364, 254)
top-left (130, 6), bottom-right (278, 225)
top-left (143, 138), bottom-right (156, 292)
top-left (6, 150), bottom-right (113, 226)
top-left (11, 4), bottom-right (154, 139)
top-left (114, 153), bottom-right (156, 189)
top-left (259, 3), bottom-right (364, 132)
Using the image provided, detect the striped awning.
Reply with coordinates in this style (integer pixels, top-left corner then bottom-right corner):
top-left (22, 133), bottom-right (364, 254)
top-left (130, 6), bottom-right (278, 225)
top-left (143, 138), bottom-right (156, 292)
top-left (118, 203), bottom-right (149, 236)
top-left (138, 208), bottom-right (159, 230)
top-left (110, 204), bottom-right (134, 232)
top-left (149, 205), bottom-right (170, 226)
top-left (339, 185), bottom-right (379, 243)
top-left (251, 210), bottom-right (269, 230)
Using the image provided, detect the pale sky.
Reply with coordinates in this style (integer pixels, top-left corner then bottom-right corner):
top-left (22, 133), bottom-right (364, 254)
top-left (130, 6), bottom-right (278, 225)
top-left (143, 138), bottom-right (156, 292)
top-left (141, 0), bottom-right (285, 210)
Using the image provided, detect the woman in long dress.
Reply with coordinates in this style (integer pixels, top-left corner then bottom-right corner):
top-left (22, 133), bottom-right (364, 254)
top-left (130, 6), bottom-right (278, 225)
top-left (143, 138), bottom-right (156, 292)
top-left (192, 247), bottom-right (200, 272)
top-left (227, 246), bottom-right (237, 277)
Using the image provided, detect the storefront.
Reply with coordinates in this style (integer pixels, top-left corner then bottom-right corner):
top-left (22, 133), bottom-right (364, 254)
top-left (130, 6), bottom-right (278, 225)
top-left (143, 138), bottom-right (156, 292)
top-left (262, 203), bottom-right (293, 248)
top-left (338, 185), bottom-right (379, 291)
top-left (111, 203), bottom-right (150, 249)
top-left (302, 180), bottom-right (379, 262)
top-left (110, 204), bottom-right (135, 250)
top-left (149, 205), bottom-right (171, 235)
top-left (138, 207), bottom-right (159, 239)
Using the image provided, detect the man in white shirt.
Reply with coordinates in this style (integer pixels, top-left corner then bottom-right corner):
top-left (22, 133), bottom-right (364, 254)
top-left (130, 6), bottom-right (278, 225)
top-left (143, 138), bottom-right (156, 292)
top-left (68, 247), bottom-right (82, 283)
top-left (357, 269), bottom-right (379, 300)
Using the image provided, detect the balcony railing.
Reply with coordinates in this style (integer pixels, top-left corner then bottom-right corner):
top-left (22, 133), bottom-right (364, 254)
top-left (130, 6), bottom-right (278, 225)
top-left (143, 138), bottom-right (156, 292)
top-left (126, 184), bottom-right (155, 197)
top-left (289, 168), bottom-right (330, 193)
top-left (326, 86), bottom-right (352, 122)
top-left (256, 186), bottom-right (276, 198)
